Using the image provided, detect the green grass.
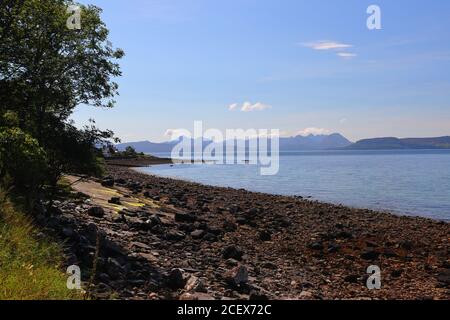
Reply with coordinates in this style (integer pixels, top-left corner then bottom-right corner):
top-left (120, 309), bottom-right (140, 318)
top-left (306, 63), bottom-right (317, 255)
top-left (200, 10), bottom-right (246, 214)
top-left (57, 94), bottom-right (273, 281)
top-left (0, 191), bottom-right (85, 300)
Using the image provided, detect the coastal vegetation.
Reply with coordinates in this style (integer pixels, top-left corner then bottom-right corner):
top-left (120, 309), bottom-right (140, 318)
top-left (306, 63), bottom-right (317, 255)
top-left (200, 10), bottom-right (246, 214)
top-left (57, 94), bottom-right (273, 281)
top-left (0, 0), bottom-right (122, 298)
top-left (0, 192), bottom-right (84, 299)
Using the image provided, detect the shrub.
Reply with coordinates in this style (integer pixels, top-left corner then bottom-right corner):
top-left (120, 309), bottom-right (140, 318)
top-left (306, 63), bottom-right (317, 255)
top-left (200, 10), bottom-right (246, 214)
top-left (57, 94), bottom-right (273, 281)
top-left (0, 127), bottom-right (47, 192)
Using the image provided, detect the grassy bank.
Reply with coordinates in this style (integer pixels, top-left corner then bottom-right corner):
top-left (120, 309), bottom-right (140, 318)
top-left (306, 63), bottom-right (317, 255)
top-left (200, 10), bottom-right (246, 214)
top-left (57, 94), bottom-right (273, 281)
top-left (0, 192), bottom-right (83, 300)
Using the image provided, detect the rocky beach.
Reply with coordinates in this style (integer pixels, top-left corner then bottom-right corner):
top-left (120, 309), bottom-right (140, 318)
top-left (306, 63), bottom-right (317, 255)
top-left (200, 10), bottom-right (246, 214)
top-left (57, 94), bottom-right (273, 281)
top-left (39, 158), bottom-right (449, 300)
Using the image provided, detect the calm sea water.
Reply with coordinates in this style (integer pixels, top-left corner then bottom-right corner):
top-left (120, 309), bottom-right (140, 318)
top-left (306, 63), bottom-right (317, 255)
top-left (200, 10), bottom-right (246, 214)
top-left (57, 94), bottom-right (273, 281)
top-left (137, 150), bottom-right (450, 221)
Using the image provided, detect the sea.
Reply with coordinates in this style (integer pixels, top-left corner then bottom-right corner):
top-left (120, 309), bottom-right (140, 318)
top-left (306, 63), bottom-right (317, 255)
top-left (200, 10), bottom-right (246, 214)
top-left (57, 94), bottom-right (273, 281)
top-left (136, 150), bottom-right (450, 221)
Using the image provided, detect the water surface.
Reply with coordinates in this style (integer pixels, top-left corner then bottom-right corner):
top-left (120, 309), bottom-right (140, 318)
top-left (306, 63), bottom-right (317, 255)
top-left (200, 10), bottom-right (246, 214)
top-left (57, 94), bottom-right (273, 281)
top-left (137, 150), bottom-right (450, 221)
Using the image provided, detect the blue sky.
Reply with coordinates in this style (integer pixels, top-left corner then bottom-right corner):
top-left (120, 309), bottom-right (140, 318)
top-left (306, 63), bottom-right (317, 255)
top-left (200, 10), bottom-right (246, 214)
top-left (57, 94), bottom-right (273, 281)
top-left (73, 0), bottom-right (450, 142)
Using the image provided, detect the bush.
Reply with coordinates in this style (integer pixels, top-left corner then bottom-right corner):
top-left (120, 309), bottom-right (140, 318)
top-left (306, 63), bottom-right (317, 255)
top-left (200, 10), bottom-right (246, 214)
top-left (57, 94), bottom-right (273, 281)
top-left (0, 127), bottom-right (47, 192)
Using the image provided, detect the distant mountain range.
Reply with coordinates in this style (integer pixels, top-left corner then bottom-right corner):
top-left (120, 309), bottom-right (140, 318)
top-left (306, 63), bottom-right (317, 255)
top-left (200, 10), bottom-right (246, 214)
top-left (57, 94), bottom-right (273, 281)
top-left (116, 133), bottom-right (352, 153)
top-left (117, 134), bottom-right (450, 154)
top-left (346, 136), bottom-right (450, 150)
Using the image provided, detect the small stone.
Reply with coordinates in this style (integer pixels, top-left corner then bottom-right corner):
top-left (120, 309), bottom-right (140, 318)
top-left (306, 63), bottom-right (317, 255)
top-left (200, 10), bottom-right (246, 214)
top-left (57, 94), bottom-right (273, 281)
top-left (399, 240), bottom-right (413, 250)
top-left (436, 270), bottom-right (450, 287)
top-left (87, 206), bottom-right (105, 218)
top-left (167, 268), bottom-right (185, 289)
top-left (344, 274), bottom-right (359, 283)
top-left (262, 262), bottom-right (277, 270)
top-left (360, 250), bottom-right (380, 261)
top-left (148, 214), bottom-right (161, 226)
top-left (336, 231), bottom-right (353, 239)
top-left (101, 178), bottom-right (114, 187)
top-left (175, 212), bottom-right (196, 223)
top-left (139, 252), bottom-right (158, 263)
top-left (327, 244), bottom-right (340, 253)
top-left (106, 257), bottom-right (125, 280)
top-left (278, 217), bottom-right (291, 227)
top-left (223, 220), bottom-right (237, 232)
top-left (113, 214), bottom-right (125, 223)
top-left (190, 229), bottom-right (205, 239)
top-left (391, 269), bottom-right (403, 278)
top-left (222, 245), bottom-right (244, 261)
top-left (166, 230), bottom-right (186, 241)
top-left (259, 230), bottom-right (272, 241)
top-left (203, 233), bottom-right (217, 242)
top-left (225, 265), bottom-right (248, 286)
top-left (179, 292), bottom-right (215, 300)
top-left (62, 227), bottom-right (75, 238)
top-left (225, 258), bottom-right (239, 267)
top-left (299, 291), bottom-right (314, 299)
top-left (185, 276), bottom-right (207, 293)
top-left (249, 290), bottom-right (268, 300)
top-left (108, 197), bottom-right (121, 205)
top-left (309, 242), bottom-right (323, 250)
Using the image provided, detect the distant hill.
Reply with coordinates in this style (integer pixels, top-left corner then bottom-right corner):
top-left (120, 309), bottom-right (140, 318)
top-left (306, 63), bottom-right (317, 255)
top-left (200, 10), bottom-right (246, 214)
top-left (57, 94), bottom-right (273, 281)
top-left (116, 133), bottom-right (352, 153)
top-left (347, 136), bottom-right (450, 150)
top-left (279, 133), bottom-right (351, 150)
top-left (116, 140), bottom-right (178, 153)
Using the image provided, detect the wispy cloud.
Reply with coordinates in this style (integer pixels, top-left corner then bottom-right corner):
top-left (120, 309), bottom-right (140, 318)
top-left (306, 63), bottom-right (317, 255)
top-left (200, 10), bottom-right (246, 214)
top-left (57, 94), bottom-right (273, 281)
top-left (228, 102), bottom-right (272, 112)
top-left (337, 52), bottom-right (357, 59)
top-left (301, 40), bottom-right (353, 51)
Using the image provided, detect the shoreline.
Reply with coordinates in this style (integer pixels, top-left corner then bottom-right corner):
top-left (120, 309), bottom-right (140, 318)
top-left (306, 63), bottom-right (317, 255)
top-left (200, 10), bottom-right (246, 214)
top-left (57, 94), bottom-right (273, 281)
top-left (44, 156), bottom-right (449, 300)
top-left (104, 158), bottom-right (448, 299)
top-left (131, 158), bottom-right (448, 223)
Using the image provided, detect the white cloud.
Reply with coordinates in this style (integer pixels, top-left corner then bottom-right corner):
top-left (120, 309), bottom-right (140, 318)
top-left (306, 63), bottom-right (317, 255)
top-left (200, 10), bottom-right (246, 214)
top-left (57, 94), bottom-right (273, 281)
top-left (228, 103), bottom-right (239, 111)
top-left (340, 118), bottom-right (348, 124)
top-left (296, 127), bottom-right (331, 136)
top-left (301, 40), bottom-right (353, 51)
top-left (228, 102), bottom-right (272, 112)
top-left (337, 52), bottom-right (357, 59)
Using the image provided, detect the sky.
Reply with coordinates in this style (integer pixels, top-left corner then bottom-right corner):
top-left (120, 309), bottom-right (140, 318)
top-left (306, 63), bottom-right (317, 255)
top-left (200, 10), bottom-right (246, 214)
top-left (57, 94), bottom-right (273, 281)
top-left (73, 0), bottom-right (450, 142)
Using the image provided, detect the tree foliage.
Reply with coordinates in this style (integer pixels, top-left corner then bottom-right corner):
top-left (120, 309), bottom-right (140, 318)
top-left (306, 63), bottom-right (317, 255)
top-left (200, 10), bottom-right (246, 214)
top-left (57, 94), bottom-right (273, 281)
top-left (0, 0), bottom-right (123, 200)
top-left (0, 126), bottom-right (46, 191)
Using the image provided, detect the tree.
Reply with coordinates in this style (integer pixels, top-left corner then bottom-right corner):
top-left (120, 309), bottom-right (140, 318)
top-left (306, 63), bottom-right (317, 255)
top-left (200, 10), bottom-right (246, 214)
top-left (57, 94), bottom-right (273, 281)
top-left (0, 0), bottom-right (123, 197)
top-left (124, 146), bottom-right (138, 157)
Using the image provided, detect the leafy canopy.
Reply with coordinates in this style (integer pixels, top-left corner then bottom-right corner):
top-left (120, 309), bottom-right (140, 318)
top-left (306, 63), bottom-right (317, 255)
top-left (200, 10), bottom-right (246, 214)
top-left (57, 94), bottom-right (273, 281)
top-left (0, 0), bottom-right (123, 196)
